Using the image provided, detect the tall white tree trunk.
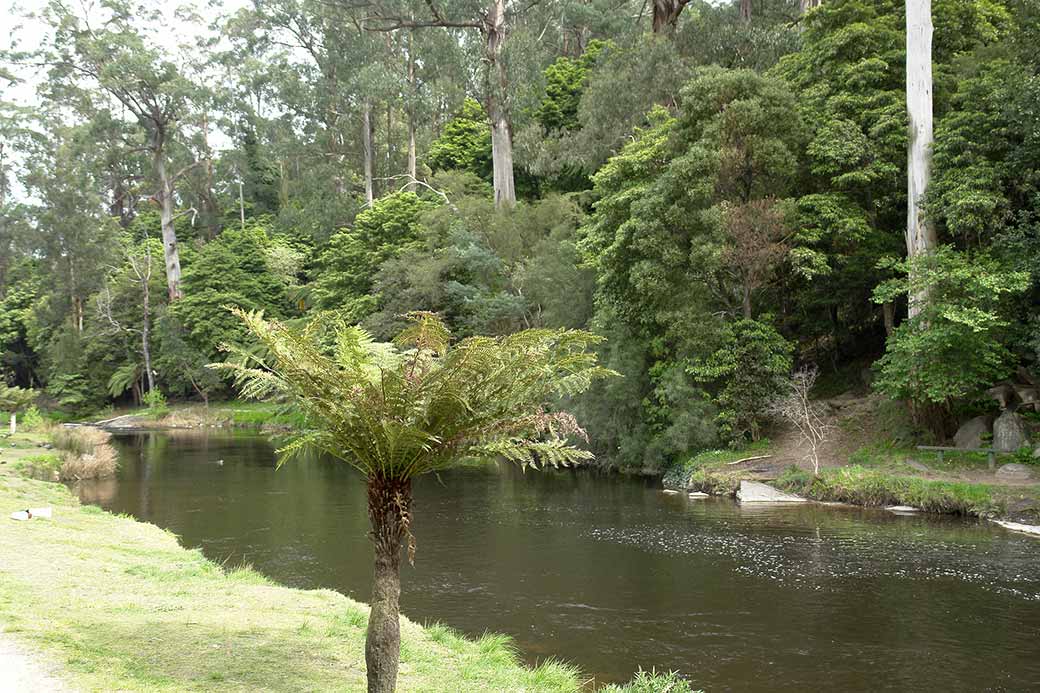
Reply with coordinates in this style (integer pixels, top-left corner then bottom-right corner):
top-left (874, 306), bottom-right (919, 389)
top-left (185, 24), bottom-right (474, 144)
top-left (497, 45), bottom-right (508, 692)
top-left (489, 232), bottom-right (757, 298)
top-left (406, 31), bottom-right (417, 193)
top-left (153, 135), bottom-right (183, 301)
top-left (906, 0), bottom-right (937, 318)
top-left (486, 0), bottom-right (516, 208)
top-left (363, 101), bottom-right (375, 204)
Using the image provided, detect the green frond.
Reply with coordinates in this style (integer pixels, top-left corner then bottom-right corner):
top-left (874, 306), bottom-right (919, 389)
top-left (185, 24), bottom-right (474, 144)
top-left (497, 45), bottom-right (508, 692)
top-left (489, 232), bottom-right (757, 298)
top-left (217, 307), bottom-right (615, 481)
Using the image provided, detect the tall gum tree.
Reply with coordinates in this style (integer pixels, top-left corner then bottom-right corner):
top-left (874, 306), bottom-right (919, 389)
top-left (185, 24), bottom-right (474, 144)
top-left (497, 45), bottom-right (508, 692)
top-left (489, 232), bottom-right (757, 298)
top-left (344, 0), bottom-right (530, 207)
top-left (38, 1), bottom-right (207, 301)
top-left (905, 0), bottom-right (936, 317)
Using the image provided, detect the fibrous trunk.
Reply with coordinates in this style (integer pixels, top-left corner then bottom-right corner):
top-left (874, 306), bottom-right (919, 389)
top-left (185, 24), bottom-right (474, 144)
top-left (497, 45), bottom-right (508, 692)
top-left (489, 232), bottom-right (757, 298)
top-left (365, 474), bottom-right (412, 693)
top-left (905, 0), bottom-right (936, 318)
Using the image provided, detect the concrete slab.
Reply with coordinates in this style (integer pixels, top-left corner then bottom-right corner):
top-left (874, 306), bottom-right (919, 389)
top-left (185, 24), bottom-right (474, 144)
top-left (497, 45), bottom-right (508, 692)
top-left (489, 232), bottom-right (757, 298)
top-left (736, 480), bottom-right (807, 503)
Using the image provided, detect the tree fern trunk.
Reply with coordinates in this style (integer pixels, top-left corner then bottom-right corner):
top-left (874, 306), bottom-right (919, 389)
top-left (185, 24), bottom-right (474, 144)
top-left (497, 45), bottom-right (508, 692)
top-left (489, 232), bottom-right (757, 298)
top-left (365, 475), bottom-right (411, 693)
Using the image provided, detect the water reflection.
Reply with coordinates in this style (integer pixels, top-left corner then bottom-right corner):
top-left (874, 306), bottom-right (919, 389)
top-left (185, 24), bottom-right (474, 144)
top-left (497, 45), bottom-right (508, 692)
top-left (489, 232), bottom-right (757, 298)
top-left (80, 431), bottom-right (1040, 691)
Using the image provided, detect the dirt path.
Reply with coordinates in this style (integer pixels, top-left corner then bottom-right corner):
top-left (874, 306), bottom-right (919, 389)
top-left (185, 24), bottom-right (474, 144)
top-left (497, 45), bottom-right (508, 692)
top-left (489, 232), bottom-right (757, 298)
top-left (0, 631), bottom-right (74, 692)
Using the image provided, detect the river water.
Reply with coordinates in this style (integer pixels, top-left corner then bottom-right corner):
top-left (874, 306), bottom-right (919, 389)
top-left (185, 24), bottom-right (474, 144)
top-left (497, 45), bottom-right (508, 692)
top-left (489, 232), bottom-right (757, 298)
top-left (75, 430), bottom-right (1040, 691)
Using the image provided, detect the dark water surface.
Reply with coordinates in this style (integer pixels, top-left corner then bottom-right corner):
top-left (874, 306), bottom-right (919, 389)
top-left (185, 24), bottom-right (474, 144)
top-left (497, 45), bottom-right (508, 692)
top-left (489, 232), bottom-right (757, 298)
top-left (76, 431), bottom-right (1040, 691)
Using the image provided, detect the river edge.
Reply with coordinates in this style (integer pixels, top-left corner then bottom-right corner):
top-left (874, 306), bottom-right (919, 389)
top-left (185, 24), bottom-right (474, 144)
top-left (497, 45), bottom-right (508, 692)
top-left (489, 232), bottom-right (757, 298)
top-left (664, 455), bottom-right (1040, 529)
top-left (0, 430), bottom-right (693, 692)
top-left (88, 403), bottom-right (1040, 527)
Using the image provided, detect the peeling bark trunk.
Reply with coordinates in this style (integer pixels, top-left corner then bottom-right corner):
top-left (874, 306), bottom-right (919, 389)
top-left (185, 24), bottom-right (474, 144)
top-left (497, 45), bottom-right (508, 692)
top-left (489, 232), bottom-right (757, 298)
top-left (799, 0), bottom-right (822, 14)
top-left (651, 0), bottom-right (689, 33)
top-left (740, 0), bottom-right (752, 22)
top-left (141, 270), bottom-right (154, 394)
top-left (486, 0), bottom-right (516, 208)
top-left (363, 102), bottom-right (375, 205)
top-left (742, 286), bottom-right (753, 320)
top-left (906, 0), bottom-right (936, 318)
top-left (365, 475), bottom-right (411, 693)
top-left (883, 301), bottom-right (896, 337)
top-left (406, 32), bottom-right (417, 193)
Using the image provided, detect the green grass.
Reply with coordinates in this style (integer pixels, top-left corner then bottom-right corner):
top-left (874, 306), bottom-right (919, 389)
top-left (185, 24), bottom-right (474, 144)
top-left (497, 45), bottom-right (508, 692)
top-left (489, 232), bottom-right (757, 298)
top-left (847, 441), bottom-right (1036, 476)
top-left (662, 440), bottom-right (772, 491)
top-left (774, 465), bottom-right (1040, 519)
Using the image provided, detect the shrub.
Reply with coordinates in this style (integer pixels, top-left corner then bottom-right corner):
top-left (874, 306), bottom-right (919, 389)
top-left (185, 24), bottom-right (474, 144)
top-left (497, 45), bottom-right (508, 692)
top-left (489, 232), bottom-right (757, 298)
top-left (689, 319), bottom-right (794, 445)
top-left (602, 669), bottom-right (702, 693)
top-left (20, 405), bottom-right (45, 431)
top-left (872, 247), bottom-right (1029, 433)
top-left (142, 389), bottom-right (169, 418)
top-left (51, 427), bottom-right (119, 480)
top-left (59, 446), bottom-right (118, 480)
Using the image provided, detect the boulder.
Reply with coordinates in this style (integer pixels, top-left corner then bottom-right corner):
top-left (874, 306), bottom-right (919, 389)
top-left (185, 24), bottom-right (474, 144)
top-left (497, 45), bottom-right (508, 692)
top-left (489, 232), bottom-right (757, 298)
top-left (736, 480), bottom-right (807, 503)
top-left (993, 410), bottom-right (1030, 453)
top-left (904, 459), bottom-right (930, 473)
top-left (953, 415), bottom-right (992, 449)
top-left (995, 463), bottom-right (1034, 483)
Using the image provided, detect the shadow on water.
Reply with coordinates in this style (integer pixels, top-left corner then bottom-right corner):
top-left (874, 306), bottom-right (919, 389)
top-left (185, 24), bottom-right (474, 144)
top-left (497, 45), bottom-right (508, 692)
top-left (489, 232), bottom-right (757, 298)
top-left (77, 430), bottom-right (1040, 691)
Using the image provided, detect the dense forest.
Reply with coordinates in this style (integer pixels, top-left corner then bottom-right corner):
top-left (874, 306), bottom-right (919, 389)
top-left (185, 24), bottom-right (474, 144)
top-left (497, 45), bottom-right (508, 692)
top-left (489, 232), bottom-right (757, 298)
top-left (1, 0), bottom-right (1038, 472)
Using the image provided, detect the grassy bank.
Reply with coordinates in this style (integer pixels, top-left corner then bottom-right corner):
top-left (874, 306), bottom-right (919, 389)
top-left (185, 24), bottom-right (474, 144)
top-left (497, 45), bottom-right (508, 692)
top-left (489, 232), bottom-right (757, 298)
top-left (0, 433), bottom-right (695, 692)
top-left (773, 465), bottom-right (1040, 520)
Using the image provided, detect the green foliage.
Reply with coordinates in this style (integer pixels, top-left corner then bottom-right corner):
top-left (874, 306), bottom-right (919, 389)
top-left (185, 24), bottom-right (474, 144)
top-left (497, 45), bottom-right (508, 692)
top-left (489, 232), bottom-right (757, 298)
top-left (142, 389), bottom-right (169, 418)
top-left (172, 222), bottom-right (295, 360)
top-left (427, 99), bottom-right (493, 181)
top-left (19, 405), bottom-right (45, 431)
top-left (217, 310), bottom-right (615, 477)
top-left (689, 319), bottom-right (794, 444)
top-left (601, 669), bottom-right (701, 693)
top-left (0, 384), bottom-right (37, 412)
top-left (872, 247), bottom-right (1029, 410)
top-left (536, 40), bottom-right (610, 133)
top-left (312, 192), bottom-right (435, 317)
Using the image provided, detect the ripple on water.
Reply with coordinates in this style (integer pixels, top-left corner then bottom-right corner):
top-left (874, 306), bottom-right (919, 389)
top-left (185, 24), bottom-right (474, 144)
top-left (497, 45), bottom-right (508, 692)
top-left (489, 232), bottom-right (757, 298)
top-left (585, 507), bottom-right (1040, 600)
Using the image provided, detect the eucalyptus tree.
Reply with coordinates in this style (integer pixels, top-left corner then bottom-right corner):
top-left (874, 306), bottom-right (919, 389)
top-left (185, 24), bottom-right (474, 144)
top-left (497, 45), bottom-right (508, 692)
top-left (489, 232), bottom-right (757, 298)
top-left (218, 310), bottom-right (612, 692)
top-left (37, 0), bottom-right (210, 301)
top-left (905, 0), bottom-right (936, 317)
top-left (345, 0), bottom-right (547, 207)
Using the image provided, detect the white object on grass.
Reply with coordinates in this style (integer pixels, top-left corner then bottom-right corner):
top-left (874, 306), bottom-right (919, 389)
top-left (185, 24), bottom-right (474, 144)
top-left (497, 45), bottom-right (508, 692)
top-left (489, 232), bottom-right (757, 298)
top-left (9, 507), bottom-right (53, 521)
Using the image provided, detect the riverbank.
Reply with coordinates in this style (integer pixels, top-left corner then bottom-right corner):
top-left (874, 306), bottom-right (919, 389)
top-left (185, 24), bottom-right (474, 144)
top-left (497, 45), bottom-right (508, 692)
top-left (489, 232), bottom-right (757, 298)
top-left (663, 398), bottom-right (1040, 525)
top-left (90, 401), bottom-right (305, 432)
top-left (0, 431), bottom-right (692, 692)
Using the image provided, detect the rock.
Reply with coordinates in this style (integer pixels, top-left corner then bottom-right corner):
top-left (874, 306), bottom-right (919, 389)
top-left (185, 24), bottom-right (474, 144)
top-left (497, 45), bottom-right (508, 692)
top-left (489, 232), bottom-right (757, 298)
top-left (953, 415), bottom-right (993, 449)
top-left (993, 520), bottom-right (1040, 537)
top-left (687, 492), bottom-right (709, 499)
top-left (905, 459), bottom-right (930, 473)
top-left (995, 463), bottom-right (1034, 483)
top-left (661, 489), bottom-right (680, 495)
top-left (736, 480), bottom-right (807, 503)
top-left (993, 410), bottom-right (1031, 453)
top-left (886, 505), bottom-right (920, 514)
